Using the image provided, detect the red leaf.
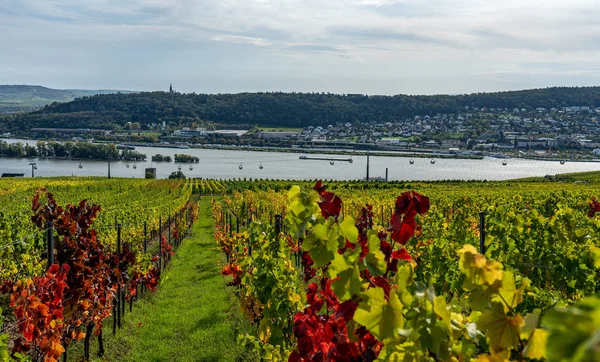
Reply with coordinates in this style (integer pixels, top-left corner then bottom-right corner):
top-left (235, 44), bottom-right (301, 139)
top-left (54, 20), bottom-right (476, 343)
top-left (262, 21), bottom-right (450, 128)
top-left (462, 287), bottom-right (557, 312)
top-left (391, 248), bottom-right (412, 261)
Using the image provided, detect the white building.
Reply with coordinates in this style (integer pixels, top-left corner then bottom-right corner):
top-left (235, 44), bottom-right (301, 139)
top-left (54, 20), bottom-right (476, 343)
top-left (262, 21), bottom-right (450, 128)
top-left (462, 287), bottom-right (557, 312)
top-left (174, 127), bottom-right (207, 137)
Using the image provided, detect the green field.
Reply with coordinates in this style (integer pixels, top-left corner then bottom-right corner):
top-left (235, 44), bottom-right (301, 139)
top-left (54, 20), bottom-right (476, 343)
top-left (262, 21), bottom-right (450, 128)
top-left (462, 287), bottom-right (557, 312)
top-left (258, 126), bottom-right (303, 133)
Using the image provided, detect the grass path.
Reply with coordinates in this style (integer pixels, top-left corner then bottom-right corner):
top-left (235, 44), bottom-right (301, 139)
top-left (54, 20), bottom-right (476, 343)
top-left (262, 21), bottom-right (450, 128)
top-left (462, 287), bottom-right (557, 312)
top-left (81, 198), bottom-right (253, 362)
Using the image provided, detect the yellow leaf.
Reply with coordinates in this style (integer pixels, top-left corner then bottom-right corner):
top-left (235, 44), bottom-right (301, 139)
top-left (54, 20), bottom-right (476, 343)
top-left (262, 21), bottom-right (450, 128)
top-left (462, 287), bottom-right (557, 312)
top-left (458, 245), bottom-right (503, 289)
top-left (477, 302), bottom-right (524, 351)
top-left (287, 185), bottom-right (301, 200)
top-left (495, 272), bottom-right (528, 312)
top-left (523, 328), bottom-right (548, 360)
top-left (434, 296), bottom-right (452, 331)
top-left (473, 349), bottom-right (510, 362)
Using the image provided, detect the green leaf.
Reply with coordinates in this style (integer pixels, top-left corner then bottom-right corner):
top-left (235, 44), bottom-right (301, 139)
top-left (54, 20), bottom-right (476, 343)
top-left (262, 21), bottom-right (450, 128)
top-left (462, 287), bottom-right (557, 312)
top-left (395, 264), bottom-right (414, 306)
top-left (340, 216), bottom-right (358, 244)
top-left (328, 252), bottom-right (363, 301)
top-left (302, 223), bottom-right (338, 267)
top-left (395, 264), bottom-right (413, 291)
top-left (590, 246), bottom-right (600, 269)
top-left (0, 334), bottom-right (8, 362)
top-left (376, 341), bottom-right (422, 361)
top-left (354, 287), bottom-right (404, 340)
top-left (544, 295), bottom-right (600, 362)
top-left (365, 232), bottom-right (387, 276)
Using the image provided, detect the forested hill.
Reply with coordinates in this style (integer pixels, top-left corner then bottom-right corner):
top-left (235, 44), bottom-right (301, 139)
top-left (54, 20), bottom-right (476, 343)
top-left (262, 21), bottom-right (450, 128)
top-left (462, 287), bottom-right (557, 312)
top-left (3, 86), bottom-right (600, 131)
top-left (0, 85), bottom-right (132, 114)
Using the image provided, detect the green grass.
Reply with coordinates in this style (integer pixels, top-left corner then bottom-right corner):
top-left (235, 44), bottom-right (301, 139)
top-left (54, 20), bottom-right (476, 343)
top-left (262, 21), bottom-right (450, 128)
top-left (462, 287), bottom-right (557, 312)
top-left (554, 170), bottom-right (600, 182)
top-left (71, 198), bottom-right (255, 362)
top-left (259, 127), bottom-right (303, 133)
top-left (516, 170), bottom-right (600, 182)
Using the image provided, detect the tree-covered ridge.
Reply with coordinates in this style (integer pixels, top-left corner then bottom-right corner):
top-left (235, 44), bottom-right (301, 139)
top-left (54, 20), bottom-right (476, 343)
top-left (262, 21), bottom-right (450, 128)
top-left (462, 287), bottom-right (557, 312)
top-left (0, 85), bottom-right (132, 114)
top-left (4, 86), bottom-right (600, 131)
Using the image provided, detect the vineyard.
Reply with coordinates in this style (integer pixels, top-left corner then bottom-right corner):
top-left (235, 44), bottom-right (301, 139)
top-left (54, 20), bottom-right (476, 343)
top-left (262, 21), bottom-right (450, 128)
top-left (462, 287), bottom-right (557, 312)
top-left (0, 177), bottom-right (199, 361)
top-left (1, 176), bottom-right (599, 361)
top-left (213, 179), bottom-right (600, 361)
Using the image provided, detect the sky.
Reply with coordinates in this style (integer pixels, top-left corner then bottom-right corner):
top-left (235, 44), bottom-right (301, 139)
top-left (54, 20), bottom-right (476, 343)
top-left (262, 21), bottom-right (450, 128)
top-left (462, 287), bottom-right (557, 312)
top-left (1, 0), bottom-right (600, 95)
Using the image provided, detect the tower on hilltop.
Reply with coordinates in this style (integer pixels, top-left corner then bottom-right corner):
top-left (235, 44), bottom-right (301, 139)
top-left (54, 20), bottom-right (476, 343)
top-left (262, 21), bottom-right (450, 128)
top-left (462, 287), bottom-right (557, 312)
top-left (169, 83), bottom-right (173, 93)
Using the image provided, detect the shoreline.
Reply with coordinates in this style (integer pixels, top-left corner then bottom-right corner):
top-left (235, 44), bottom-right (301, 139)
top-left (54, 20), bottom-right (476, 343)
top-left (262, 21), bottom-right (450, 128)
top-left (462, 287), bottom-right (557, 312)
top-left (3, 137), bottom-right (600, 163)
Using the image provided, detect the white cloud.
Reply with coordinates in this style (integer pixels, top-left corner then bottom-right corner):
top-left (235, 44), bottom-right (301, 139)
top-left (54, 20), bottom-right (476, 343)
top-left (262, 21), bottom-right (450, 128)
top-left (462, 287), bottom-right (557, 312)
top-left (2, 0), bottom-right (600, 94)
top-left (210, 35), bottom-right (273, 47)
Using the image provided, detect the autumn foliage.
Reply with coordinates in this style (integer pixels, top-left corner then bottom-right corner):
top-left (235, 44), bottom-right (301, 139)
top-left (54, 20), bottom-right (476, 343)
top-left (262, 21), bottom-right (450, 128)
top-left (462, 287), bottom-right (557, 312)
top-left (3, 190), bottom-right (163, 361)
top-left (287, 183), bottom-right (430, 361)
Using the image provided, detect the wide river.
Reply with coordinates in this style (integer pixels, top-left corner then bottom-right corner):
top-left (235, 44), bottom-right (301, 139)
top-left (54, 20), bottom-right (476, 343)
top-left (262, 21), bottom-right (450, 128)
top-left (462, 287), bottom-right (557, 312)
top-left (1, 139), bottom-right (599, 181)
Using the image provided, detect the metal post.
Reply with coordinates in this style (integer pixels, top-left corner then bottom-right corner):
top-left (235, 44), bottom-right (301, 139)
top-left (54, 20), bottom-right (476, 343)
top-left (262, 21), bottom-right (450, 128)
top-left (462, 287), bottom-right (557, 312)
top-left (46, 221), bottom-right (54, 268)
top-left (117, 224), bottom-right (122, 328)
top-left (144, 222), bottom-right (148, 253)
top-left (297, 239), bottom-right (301, 267)
top-left (108, 160), bottom-right (111, 179)
top-left (229, 213), bottom-right (233, 236)
top-left (117, 224), bottom-right (122, 253)
top-left (112, 302), bottom-right (116, 336)
top-left (29, 161), bottom-right (37, 178)
top-left (98, 330), bottom-right (105, 356)
top-left (179, 209), bottom-right (183, 245)
top-left (385, 168), bottom-right (388, 182)
top-left (479, 212), bottom-right (486, 254)
top-left (236, 216), bottom-right (240, 233)
top-left (159, 216), bottom-right (162, 272)
top-left (366, 154), bottom-right (370, 181)
top-left (275, 214), bottom-right (282, 235)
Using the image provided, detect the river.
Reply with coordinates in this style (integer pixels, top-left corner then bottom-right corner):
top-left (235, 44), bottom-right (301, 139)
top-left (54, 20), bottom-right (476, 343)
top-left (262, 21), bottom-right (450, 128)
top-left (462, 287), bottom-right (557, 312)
top-left (1, 139), bottom-right (598, 180)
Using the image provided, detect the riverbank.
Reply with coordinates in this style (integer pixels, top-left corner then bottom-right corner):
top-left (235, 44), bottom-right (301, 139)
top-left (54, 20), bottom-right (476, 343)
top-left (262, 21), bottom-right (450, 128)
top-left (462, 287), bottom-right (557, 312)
top-left (6, 136), bottom-right (600, 163)
top-left (187, 144), bottom-right (484, 159)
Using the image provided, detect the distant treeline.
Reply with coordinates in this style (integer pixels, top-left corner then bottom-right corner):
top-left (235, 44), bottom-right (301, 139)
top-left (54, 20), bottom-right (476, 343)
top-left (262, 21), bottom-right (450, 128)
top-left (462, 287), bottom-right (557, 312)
top-left (3, 87), bottom-right (600, 131)
top-left (0, 140), bottom-right (147, 161)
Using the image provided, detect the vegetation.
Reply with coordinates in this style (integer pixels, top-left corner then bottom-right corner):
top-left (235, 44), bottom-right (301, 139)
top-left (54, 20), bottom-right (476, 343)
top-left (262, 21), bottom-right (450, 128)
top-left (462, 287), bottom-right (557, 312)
top-left (174, 154), bottom-right (199, 163)
top-left (1, 175), bottom-right (599, 361)
top-left (0, 178), bottom-right (199, 361)
top-left (0, 140), bottom-right (146, 161)
top-left (151, 154), bottom-right (172, 162)
top-left (73, 200), bottom-right (254, 361)
top-left (213, 179), bottom-right (600, 360)
top-left (169, 170), bottom-right (186, 179)
top-left (4, 86), bottom-right (600, 131)
top-left (0, 85), bottom-right (130, 114)
top-left (0, 178), bottom-right (193, 282)
top-left (190, 178), bottom-right (226, 195)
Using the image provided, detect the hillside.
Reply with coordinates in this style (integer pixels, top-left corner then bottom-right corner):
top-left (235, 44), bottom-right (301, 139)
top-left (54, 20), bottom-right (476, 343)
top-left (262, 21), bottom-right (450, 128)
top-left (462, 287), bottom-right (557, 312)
top-left (0, 84), bottom-right (132, 114)
top-left (2, 86), bottom-right (600, 131)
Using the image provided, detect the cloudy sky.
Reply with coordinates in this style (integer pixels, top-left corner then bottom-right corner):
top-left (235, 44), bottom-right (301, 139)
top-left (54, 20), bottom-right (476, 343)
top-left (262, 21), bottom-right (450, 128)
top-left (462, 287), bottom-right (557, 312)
top-left (1, 0), bottom-right (600, 95)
